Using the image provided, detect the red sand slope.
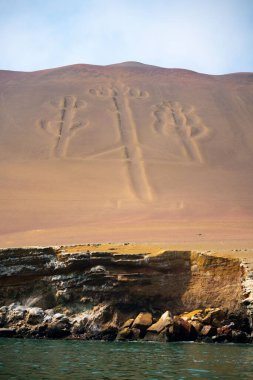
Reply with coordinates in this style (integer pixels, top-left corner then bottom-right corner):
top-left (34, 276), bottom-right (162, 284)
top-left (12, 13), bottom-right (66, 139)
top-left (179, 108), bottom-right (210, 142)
top-left (0, 62), bottom-right (252, 247)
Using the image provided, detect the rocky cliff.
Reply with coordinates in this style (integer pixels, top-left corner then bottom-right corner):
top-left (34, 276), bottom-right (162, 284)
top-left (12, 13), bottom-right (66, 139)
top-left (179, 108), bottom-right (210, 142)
top-left (0, 244), bottom-right (251, 342)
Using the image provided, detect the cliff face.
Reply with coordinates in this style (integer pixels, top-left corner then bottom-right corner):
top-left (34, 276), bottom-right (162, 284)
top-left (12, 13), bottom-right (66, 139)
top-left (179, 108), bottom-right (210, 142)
top-left (1, 245), bottom-right (251, 341)
top-left (0, 246), bottom-right (243, 314)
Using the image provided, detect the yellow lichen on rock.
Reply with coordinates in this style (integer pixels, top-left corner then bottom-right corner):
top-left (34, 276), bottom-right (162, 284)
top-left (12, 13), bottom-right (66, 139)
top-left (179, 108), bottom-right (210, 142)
top-left (179, 309), bottom-right (203, 320)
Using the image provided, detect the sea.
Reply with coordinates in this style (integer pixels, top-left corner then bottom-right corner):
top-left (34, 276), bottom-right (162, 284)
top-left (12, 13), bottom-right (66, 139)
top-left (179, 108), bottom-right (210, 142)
top-left (0, 339), bottom-right (252, 379)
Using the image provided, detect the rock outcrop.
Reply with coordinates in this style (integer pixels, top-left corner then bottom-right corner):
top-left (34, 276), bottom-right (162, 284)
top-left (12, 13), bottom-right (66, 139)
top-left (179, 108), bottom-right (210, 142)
top-left (240, 258), bottom-right (253, 329)
top-left (0, 245), bottom-right (251, 342)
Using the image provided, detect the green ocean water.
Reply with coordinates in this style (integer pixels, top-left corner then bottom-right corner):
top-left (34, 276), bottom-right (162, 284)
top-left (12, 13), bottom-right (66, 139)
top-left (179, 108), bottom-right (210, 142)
top-left (0, 339), bottom-right (252, 379)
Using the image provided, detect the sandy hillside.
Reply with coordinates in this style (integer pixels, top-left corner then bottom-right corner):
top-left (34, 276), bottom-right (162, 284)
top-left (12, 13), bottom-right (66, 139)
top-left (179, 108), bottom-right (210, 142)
top-left (0, 62), bottom-right (253, 248)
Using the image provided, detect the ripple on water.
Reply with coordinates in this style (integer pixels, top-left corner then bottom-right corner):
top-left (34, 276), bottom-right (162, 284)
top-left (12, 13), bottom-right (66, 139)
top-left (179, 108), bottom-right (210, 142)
top-left (0, 339), bottom-right (253, 380)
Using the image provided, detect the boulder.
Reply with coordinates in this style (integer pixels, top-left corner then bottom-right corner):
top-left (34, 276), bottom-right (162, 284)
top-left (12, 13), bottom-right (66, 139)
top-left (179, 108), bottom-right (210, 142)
top-left (211, 317), bottom-right (225, 328)
top-left (26, 307), bottom-right (45, 325)
top-left (46, 321), bottom-right (71, 338)
top-left (131, 328), bottom-right (141, 340)
top-left (176, 318), bottom-right (198, 341)
top-left (51, 313), bottom-right (70, 327)
top-left (71, 316), bottom-right (88, 335)
top-left (190, 320), bottom-right (204, 334)
top-left (45, 313), bottom-right (71, 338)
top-left (15, 326), bottom-right (30, 338)
top-left (166, 325), bottom-right (176, 341)
top-left (71, 324), bottom-right (86, 335)
top-left (170, 318), bottom-right (198, 341)
top-left (231, 330), bottom-right (251, 344)
top-left (28, 325), bottom-right (48, 338)
top-left (85, 304), bottom-right (114, 328)
top-left (54, 314), bottom-right (70, 326)
top-left (6, 305), bottom-right (27, 324)
top-left (200, 325), bottom-right (217, 337)
top-left (147, 311), bottom-right (173, 334)
top-left (132, 312), bottom-right (153, 330)
top-left (180, 310), bottom-right (203, 321)
top-left (213, 323), bottom-right (234, 343)
top-left (44, 315), bottom-right (53, 323)
top-left (82, 323), bottom-right (117, 341)
top-left (217, 323), bottom-right (234, 336)
top-left (202, 308), bottom-right (226, 325)
top-left (84, 325), bottom-right (118, 341)
top-left (96, 326), bottom-right (118, 341)
top-left (227, 313), bottom-right (251, 333)
top-left (116, 327), bottom-right (132, 341)
top-left (116, 326), bottom-right (141, 341)
top-left (121, 318), bottom-right (134, 329)
top-left (144, 328), bottom-right (168, 342)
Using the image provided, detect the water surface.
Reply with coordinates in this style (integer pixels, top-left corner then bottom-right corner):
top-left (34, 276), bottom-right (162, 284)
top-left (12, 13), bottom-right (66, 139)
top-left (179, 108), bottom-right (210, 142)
top-left (0, 339), bottom-right (252, 379)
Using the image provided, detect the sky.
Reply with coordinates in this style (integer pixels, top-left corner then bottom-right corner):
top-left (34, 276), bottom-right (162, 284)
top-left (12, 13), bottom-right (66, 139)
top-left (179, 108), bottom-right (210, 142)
top-left (0, 0), bottom-right (252, 74)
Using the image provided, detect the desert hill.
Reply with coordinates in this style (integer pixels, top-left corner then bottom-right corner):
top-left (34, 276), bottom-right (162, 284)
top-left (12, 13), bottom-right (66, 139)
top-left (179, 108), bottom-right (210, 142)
top-left (0, 62), bottom-right (252, 247)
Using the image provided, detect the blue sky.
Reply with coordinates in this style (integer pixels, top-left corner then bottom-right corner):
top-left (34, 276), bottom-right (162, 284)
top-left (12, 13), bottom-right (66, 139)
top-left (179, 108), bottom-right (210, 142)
top-left (0, 0), bottom-right (252, 74)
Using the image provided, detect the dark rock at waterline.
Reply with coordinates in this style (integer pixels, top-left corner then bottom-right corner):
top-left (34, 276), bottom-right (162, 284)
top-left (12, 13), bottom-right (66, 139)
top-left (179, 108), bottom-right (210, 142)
top-left (212, 334), bottom-right (231, 343)
top-left (144, 328), bottom-right (168, 342)
top-left (45, 314), bottom-right (71, 339)
top-left (82, 326), bottom-right (118, 341)
top-left (226, 313), bottom-right (251, 334)
top-left (0, 328), bottom-right (16, 337)
top-left (0, 304), bottom-right (252, 344)
top-left (201, 336), bottom-right (214, 344)
top-left (131, 327), bottom-right (142, 340)
top-left (200, 325), bottom-right (217, 337)
top-left (116, 327), bottom-right (133, 340)
top-left (94, 326), bottom-right (118, 341)
top-left (231, 330), bottom-right (251, 343)
top-left (170, 318), bottom-right (198, 341)
top-left (45, 324), bottom-right (71, 339)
